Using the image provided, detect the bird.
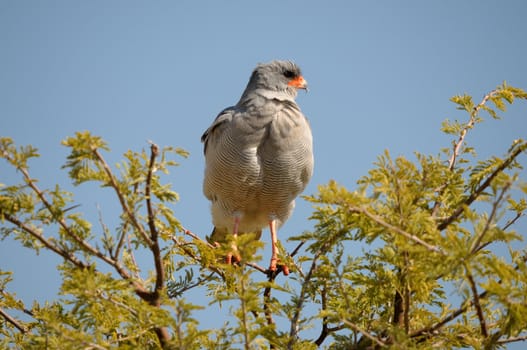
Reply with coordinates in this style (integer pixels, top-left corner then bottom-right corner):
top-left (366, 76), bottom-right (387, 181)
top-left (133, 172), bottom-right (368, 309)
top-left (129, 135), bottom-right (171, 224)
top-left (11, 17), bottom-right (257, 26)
top-left (201, 60), bottom-right (314, 274)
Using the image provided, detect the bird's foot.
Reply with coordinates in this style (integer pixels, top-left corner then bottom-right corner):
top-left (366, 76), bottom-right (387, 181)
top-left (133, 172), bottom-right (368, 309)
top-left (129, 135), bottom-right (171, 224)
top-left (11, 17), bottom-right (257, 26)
top-left (225, 251), bottom-right (241, 266)
top-left (269, 258), bottom-right (290, 276)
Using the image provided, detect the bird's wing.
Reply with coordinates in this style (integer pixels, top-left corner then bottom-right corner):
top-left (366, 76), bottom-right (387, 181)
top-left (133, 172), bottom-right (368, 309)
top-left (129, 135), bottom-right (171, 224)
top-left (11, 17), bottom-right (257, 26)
top-left (201, 107), bottom-right (235, 155)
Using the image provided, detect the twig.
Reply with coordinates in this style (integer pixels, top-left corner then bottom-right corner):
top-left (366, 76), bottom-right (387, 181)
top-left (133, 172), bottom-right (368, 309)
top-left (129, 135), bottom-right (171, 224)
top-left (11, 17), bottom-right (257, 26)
top-left (465, 266), bottom-right (488, 337)
top-left (411, 289), bottom-right (489, 339)
top-left (3, 213), bottom-right (88, 269)
top-left (169, 272), bottom-right (216, 297)
top-left (263, 272), bottom-right (276, 343)
top-left (348, 205), bottom-right (444, 254)
top-left (16, 164), bottom-right (119, 267)
top-left (497, 335), bottom-right (527, 344)
top-left (145, 143), bottom-right (165, 295)
top-left (432, 90), bottom-right (499, 216)
top-left (182, 228), bottom-right (215, 248)
top-left (171, 233), bottom-right (225, 279)
top-left (113, 183), bottom-right (138, 260)
top-left (450, 91), bottom-right (497, 170)
top-left (96, 204), bottom-right (113, 256)
top-left (314, 284), bottom-right (329, 346)
top-left (0, 306), bottom-right (28, 334)
top-left (245, 262), bottom-right (267, 274)
top-left (95, 289), bottom-right (138, 317)
top-left (290, 240), bottom-right (306, 258)
top-left (287, 244), bottom-right (327, 349)
top-left (93, 148), bottom-right (153, 247)
top-left (341, 318), bottom-right (386, 347)
top-left (412, 252), bottom-right (527, 340)
top-left (126, 234), bottom-right (141, 280)
top-left (438, 141), bottom-right (526, 231)
top-left (469, 182), bottom-right (511, 254)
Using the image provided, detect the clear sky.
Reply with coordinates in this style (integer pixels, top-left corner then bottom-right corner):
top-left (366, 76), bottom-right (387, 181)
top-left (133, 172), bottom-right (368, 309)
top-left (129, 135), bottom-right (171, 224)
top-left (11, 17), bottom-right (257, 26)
top-left (1, 1), bottom-right (526, 347)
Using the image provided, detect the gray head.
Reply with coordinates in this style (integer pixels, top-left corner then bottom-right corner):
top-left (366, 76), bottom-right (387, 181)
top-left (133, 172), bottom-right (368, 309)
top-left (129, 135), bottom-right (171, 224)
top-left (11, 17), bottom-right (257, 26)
top-left (240, 60), bottom-right (308, 102)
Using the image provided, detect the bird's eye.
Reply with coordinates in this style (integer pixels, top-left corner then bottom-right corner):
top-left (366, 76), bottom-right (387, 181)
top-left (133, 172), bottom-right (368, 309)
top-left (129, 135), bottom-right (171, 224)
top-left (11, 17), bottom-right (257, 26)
top-left (283, 70), bottom-right (295, 78)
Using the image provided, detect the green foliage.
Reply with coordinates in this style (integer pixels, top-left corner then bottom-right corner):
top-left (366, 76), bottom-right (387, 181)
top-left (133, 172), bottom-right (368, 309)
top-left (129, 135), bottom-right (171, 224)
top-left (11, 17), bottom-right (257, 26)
top-left (1, 83), bottom-right (526, 349)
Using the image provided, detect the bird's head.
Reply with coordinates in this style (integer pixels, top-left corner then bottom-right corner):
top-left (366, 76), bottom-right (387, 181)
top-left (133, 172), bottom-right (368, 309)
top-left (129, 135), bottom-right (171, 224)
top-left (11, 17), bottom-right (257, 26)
top-left (242, 60), bottom-right (308, 101)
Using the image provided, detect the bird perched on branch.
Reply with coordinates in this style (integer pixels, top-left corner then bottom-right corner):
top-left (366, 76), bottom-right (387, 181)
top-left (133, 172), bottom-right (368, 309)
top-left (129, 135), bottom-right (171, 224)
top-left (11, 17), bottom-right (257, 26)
top-left (201, 60), bottom-right (314, 274)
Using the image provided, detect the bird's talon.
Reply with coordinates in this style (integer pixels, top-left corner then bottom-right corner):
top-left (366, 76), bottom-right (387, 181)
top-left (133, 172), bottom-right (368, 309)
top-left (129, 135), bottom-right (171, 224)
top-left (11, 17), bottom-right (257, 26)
top-left (269, 258), bottom-right (278, 272)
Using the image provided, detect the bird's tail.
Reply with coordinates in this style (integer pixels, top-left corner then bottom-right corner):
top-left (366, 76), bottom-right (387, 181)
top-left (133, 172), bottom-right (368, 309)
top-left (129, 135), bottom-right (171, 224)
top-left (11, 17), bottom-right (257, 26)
top-left (207, 227), bottom-right (262, 245)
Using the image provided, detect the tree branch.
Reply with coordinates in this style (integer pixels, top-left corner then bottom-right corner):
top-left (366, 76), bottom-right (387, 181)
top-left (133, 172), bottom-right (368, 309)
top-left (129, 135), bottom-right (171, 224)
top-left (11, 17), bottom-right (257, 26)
top-left (450, 90), bottom-right (498, 171)
top-left (2, 212), bottom-right (88, 269)
top-left (497, 335), bottom-right (527, 344)
top-left (14, 162), bottom-right (126, 271)
top-left (113, 182), bottom-right (138, 260)
top-left (347, 205), bottom-right (444, 254)
top-left (287, 243), bottom-right (327, 349)
top-left (314, 284), bottom-right (330, 346)
top-left (469, 182), bottom-right (511, 255)
top-left (438, 140), bottom-right (526, 231)
top-left (341, 318), bottom-right (386, 347)
top-left (145, 143), bottom-right (165, 296)
top-left (465, 265), bottom-right (488, 338)
top-left (92, 148), bottom-right (154, 247)
top-left (413, 252), bottom-right (527, 341)
top-left (0, 306), bottom-right (29, 334)
top-left (432, 90), bottom-right (499, 216)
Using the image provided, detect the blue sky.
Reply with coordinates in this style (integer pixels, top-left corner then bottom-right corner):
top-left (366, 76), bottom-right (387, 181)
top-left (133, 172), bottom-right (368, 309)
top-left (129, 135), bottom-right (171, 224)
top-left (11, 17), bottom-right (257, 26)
top-left (1, 1), bottom-right (526, 347)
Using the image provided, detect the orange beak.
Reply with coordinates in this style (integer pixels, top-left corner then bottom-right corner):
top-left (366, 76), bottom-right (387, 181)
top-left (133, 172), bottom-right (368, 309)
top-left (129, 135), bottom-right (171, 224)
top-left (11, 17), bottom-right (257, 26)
top-left (287, 75), bottom-right (308, 90)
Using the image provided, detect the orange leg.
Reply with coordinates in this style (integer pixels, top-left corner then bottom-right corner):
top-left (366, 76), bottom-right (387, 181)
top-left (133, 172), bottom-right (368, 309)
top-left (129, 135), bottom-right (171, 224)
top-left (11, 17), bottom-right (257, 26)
top-left (269, 219), bottom-right (278, 272)
top-left (269, 219), bottom-right (290, 275)
top-left (226, 216), bottom-right (241, 265)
